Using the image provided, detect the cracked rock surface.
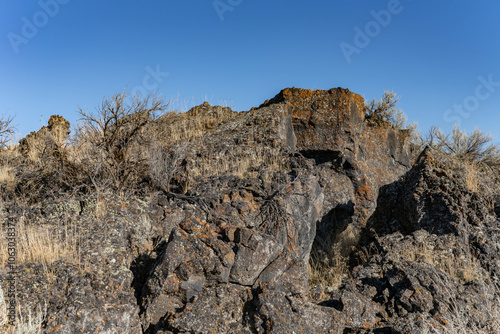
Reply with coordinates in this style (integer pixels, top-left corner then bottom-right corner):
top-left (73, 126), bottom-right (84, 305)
top-left (3, 88), bottom-right (500, 333)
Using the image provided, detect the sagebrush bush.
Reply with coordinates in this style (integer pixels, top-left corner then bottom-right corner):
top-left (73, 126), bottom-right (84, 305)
top-left (365, 91), bottom-right (420, 143)
top-left (427, 125), bottom-right (500, 168)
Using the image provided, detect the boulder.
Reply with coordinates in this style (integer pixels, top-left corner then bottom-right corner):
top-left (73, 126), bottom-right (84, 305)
top-left (19, 115), bottom-right (70, 158)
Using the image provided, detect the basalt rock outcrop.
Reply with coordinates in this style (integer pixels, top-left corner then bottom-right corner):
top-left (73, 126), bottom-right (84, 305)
top-left (18, 115), bottom-right (70, 158)
top-left (259, 88), bottom-right (414, 263)
top-left (2, 88), bottom-right (499, 333)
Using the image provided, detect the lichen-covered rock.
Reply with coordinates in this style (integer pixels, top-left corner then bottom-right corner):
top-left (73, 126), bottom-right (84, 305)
top-left (4, 88), bottom-right (500, 334)
top-left (345, 146), bottom-right (500, 332)
top-left (246, 288), bottom-right (344, 334)
top-left (140, 170), bottom-right (324, 331)
top-left (258, 88), bottom-right (413, 263)
top-left (18, 115), bottom-right (70, 158)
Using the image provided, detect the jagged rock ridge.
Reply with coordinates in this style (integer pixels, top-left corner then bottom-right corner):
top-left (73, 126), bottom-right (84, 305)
top-left (3, 88), bottom-right (499, 333)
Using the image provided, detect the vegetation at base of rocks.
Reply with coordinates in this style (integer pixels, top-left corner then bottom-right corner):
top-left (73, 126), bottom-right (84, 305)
top-left (308, 244), bottom-right (348, 293)
top-left (425, 268), bottom-right (500, 334)
top-left (0, 285), bottom-right (46, 334)
top-left (189, 145), bottom-right (290, 181)
top-left (0, 87), bottom-right (499, 333)
top-left (0, 213), bottom-right (84, 272)
top-left (398, 242), bottom-right (483, 283)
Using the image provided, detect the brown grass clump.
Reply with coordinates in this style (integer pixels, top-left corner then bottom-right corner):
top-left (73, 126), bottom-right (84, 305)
top-left (0, 216), bottom-right (83, 271)
top-left (309, 244), bottom-right (349, 292)
top-left (0, 166), bottom-right (15, 192)
top-left (402, 242), bottom-right (483, 283)
top-left (190, 145), bottom-right (289, 180)
top-left (0, 286), bottom-right (46, 334)
top-left (464, 160), bottom-right (479, 193)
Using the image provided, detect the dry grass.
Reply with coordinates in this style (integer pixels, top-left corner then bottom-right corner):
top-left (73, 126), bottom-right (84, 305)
top-left (0, 216), bottom-right (83, 271)
top-left (147, 139), bottom-right (188, 193)
top-left (94, 196), bottom-right (108, 219)
top-left (24, 132), bottom-right (52, 165)
top-left (309, 244), bottom-right (349, 292)
top-left (153, 106), bottom-right (235, 147)
top-left (190, 145), bottom-right (289, 180)
top-left (426, 270), bottom-right (500, 333)
top-left (403, 242), bottom-right (483, 283)
top-left (0, 166), bottom-right (15, 192)
top-left (464, 160), bottom-right (479, 193)
top-left (0, 286), bottom-right (45, 334)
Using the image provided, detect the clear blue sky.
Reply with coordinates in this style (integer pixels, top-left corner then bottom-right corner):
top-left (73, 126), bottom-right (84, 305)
top-left (1, 0), bottom-right (499, 141)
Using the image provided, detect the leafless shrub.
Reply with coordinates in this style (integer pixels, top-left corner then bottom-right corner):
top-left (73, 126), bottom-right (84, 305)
top-left (148, 140), bottom-right (188, 193)
top-left (0, 114), bottom-right (16, 149)
top-left (73, 91), bottom-right (168, 193)
top-left (259, 196), bottom-right (288, 234)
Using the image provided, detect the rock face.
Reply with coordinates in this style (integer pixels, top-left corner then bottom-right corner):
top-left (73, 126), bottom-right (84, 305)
top-left (18, 115), bottom-right (70, 158)
top-left (261, 88), bottom-right (413, 262)
top-left (3, 88), bottom-right (500, 333)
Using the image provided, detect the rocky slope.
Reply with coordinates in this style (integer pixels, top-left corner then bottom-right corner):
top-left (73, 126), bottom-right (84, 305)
top-left (1, 88), bottom-right (499, 333)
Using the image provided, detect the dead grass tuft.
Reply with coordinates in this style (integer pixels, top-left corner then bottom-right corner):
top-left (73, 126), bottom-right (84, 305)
top-left (403, 242), bottom-right (483, 283)
top-left (0, 286), bottom-right (45, 334)
top-left (309, 244), bottom-right (349, 292)
top-left (0, 166), bottom-right (15, 192)
top-left (426, 269), bottom-right (500, 333)
top-left (464, 160), bottom-right (479, 193)
top-left (190, 145), bottom-right (289, 180)
top-left (0, 216), bottom-right (83, 271)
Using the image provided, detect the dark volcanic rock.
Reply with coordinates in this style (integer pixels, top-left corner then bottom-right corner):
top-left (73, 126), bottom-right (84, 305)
top-left (140, 171), bottom-right (324, 331)
top-left (4, 88), bottom-right (500, 334)
top-left (262, 88), bottom-right (413, 262)
top-left (348, 146), bottom-right (500, 332)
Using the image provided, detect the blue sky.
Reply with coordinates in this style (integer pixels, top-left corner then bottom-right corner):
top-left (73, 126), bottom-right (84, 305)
top-left (0, 1), bottom-right (499, 141)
